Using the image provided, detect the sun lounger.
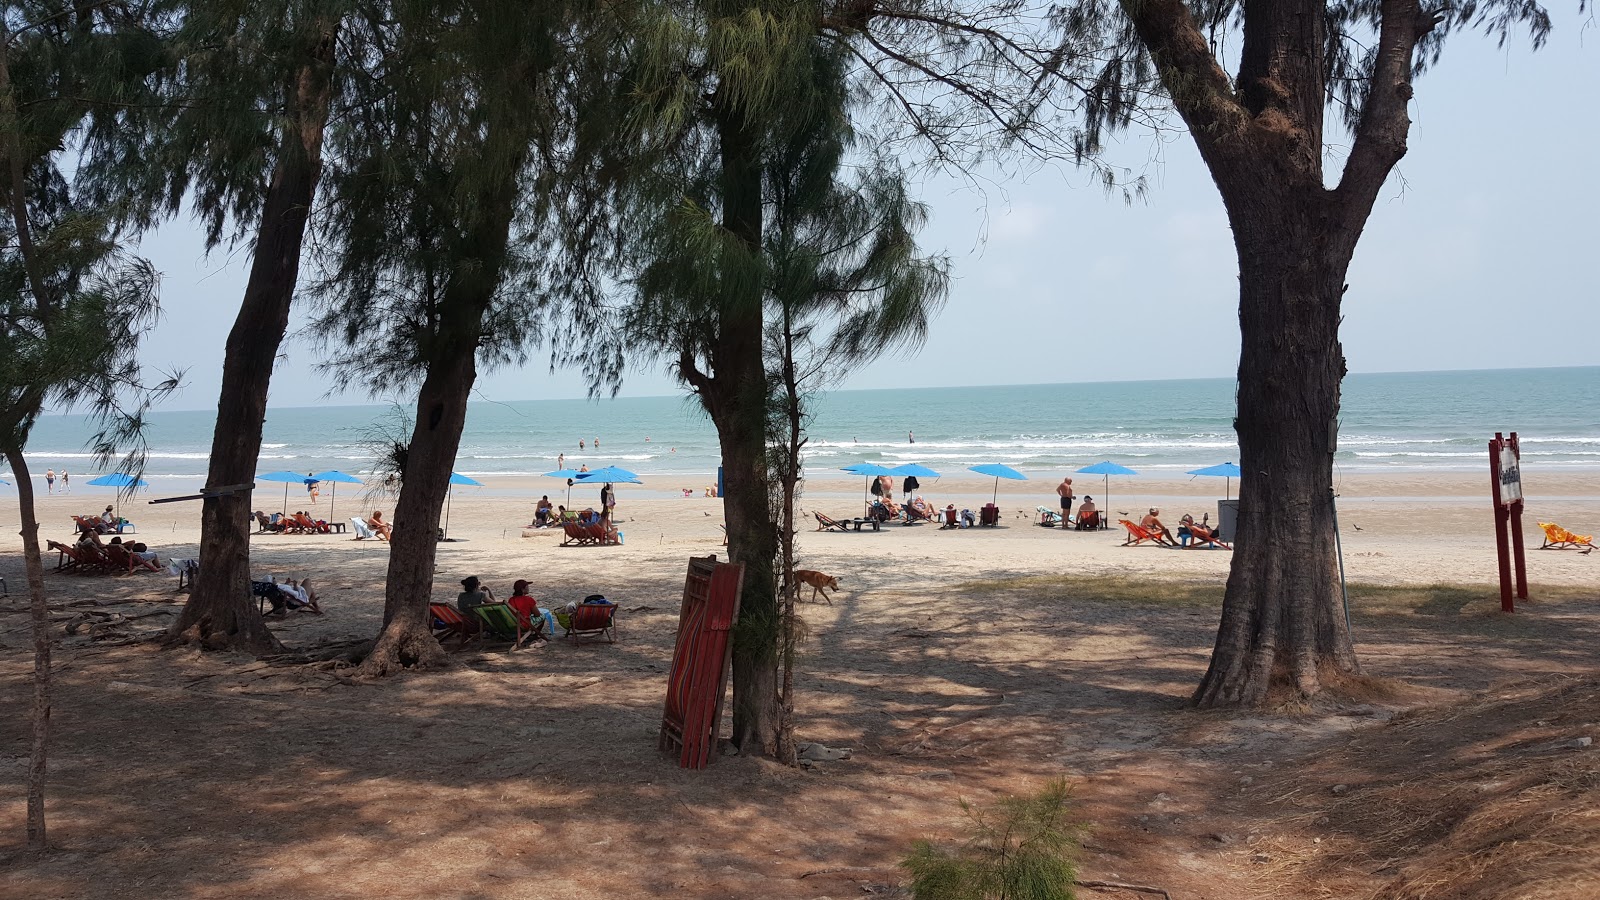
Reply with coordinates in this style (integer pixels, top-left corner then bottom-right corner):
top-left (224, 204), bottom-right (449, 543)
top-left (47, 540), bottom-right (85, 572)
top-left (350, 517), bottom-right (378, 540)
top-left (560, 520), bottom-right (617, 546)
top-left (429, 603), bottom-right (478, 646)
top-left (814, 512), bottom-right (852, 532)
top-left (1035, 506), bottom-right (1064, 527)
top-left (1119, 519), bottom-right (1166, 546)
top-left (105, 543), bottom-right (160, 574)
top-left (472, 603), bottom-right (537, 649)
top-left (905, 500), bottom-right (936, 525)
top-left (562, 600), bottom-right (618, 643)
top-left (1538, 522), bottom-right (1594, 553)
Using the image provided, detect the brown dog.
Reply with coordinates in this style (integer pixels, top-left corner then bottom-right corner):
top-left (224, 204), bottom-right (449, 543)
top-left (794, 569), bottom-right (840, 605)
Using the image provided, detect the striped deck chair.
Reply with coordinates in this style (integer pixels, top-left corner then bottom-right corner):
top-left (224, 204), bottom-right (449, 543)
top-left (813, 512), bottom-right (851, 532)
top-left (1035, 506), bottom-right (1063, 527)
top-left (1538, 522), bottom-right (1594, 553)
top-left (47, 540), bottom-right (85, 572)
top-left (1119, 519), bottom-right (1162, 546)
top-left (472, 603), bottom-right (535, 650)
top-left (562, 601), bottom-right (618, 643)
top-left (429, 603), bottom-right (478, 646)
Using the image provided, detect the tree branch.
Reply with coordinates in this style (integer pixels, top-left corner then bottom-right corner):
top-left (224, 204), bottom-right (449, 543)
top-left (1334, 0), bottom-right (1434, 237)
top-left (1117, 0), bottom-right (1252, 169)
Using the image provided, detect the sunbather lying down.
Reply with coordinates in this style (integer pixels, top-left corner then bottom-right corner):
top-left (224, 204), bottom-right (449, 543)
top-left (262, 578), bottom-right (322, 616)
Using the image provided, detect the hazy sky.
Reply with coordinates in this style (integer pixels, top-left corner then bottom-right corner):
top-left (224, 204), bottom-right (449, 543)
top-left (128, 21), bottom-right (1598, 412)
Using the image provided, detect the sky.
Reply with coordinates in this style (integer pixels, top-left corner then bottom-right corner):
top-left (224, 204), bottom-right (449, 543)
top-left (127, 18), bottom-right (1599, 412)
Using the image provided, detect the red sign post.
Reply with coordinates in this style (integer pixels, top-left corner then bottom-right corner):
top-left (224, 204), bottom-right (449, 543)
top-left (1488, 432), bottom-right (1529, 612)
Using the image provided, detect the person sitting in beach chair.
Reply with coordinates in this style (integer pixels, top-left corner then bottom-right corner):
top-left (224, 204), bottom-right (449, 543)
top-left (1119, 519), bottom-right (1164, 546)
top-left (366, 510), bottom-right (392, 540)
top-left (506, 579), bottom-right (555, 639)
top-left (905, 497), bottom-right (936, 525)
top-left (942, 504), bottom-right (959, 529)
top-left (1140, 508), bottom-right (1180, 546)
top-left (1074, 497), bottom-right (1101, 531)
top-left (254, 511), bottom-right (285, 533)
top-left (1178, 514), bottom-right (1230, 549)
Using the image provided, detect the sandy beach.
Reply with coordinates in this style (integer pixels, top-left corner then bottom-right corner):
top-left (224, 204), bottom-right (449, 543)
top-left (3, 469), bottom-right (1594, 599)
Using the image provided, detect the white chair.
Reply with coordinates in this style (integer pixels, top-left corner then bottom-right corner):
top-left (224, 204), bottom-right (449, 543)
top-left (350, 517), bottom-right (377, 540)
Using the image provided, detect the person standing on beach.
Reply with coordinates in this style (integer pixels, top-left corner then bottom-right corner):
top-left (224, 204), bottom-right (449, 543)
top-left (594, 436), bottom-right (600, 450)
top-left (45, 469), bottom-right (55, 493)
top-left (557, 452), bottom-right (565, 470)
top-left (305, 473), bottom-right (320, 504)
top-left (61, 470), bottom-right (69, 492)
top-left (908, 430), bottom-right (914, 443)
top-left (1056, 477), bottom-right (1075, 524)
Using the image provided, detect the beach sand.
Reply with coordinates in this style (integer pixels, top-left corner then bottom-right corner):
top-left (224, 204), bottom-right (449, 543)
top-left (5, 470), bottom-right (1593, 599)
top-left (2, 469), bottom-right (1598, 899)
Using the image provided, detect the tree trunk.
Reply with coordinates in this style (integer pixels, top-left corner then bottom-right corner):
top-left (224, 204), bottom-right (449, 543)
top-left (1193, 213), bottom-right (1357, 707)
top-left (356, 351), bottom-right (477, 676)
top-left (704, 99), bottom-right (780, 756)
top-left (170, 23), bottom-right (338, 654)
top-left (7, 450), bottom-right (51, 850)
top-left (356, 143), bottom-right (526, 677)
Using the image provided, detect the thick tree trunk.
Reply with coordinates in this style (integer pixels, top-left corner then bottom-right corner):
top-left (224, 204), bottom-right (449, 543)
top-left (1193, 215), bottom-right (1358, 707)
top-left (706, 100), bottom-right (780, 756)
top-left (171, 25), bottom-right (338, 654)
top-left (357, 351), bottom-right (477, 676)
top-left (7, 450), bottom-right (51, 850)
top-left (356, 143), bottom-right (525, 677)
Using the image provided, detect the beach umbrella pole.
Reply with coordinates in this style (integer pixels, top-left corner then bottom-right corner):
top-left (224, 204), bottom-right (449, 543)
top-left (329, 483), bottom-right (337, 524)
top-left (282, 483), bottom-right (289, 518)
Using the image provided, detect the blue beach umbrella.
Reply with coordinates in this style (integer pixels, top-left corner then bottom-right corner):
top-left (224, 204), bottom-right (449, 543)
top-left (311, 470), bottom-right (363, 524)
top-left (575, 466), bottom-right (641, 517)
top-left (256, 470), bottom-right (310, 517)
top-left (1076, 460), bottom-right (1138, 519)
top-left (575, 465), bottom-right (642, 484)
top-left (969, 463), bottom-right (1027, 504)
top-left (842, 462), bottom-right (896, 509)
top-left (1187, 462), bottom-right (1242, 500)
top-left (889, 463), bottom-right (941, 479)
top-left (543, 468), bottom-right (583, 505)
top-left (441, 472), bottom-right (484, 542)
top-left (88, 472), bottom-right (151, 520)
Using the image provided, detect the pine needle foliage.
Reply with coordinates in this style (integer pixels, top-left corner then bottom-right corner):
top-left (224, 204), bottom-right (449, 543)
top-left (902, 780), bottom-right (1085, 900)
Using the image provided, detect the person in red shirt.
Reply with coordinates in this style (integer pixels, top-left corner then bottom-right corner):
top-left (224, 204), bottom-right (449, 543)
top-left (507, 579), bottom-right (554, 639)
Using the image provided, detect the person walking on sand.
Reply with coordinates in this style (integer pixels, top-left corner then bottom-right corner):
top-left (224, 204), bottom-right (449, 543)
top-left (61, 470), bottom-right (69, 492)
top-left (45, 469), bottom-right (55, 493)
top-left (557, 452), bottom-right (565, 470)
top-left (1055, 477), bottom-right (1075, 526)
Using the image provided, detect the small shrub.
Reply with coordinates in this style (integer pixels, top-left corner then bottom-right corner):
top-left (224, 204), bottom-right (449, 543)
top-left (902, 779), bottom-right (1083, 900)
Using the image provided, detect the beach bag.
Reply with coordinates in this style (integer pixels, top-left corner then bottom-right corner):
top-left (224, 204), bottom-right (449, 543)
top-left (870, 478), bottom-right (883, 497)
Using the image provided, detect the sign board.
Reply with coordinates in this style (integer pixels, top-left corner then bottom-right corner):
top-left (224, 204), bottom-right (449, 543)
top-left (1497, 445), bottom-right (1522, 505)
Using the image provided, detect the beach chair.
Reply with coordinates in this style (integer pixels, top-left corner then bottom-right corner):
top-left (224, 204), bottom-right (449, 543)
top-left (814, 512), bottom-right (853, 533)
top-left (979, 503), bottom-right (1000, 526)
top-left (904, 500), bottom-right (936, 526)
top-left (106, 543), bottom-right (160, 574)
top-left (941, 507), bottom-right (960, 529)
top-left (254, 512), bottom-right (282, 534)
top-left (1538, 522), bottom-right (1594, 553)
top-left (47, 540), bottom-right (85, 572)
top-left (472, 603), bottom-right (536, 650)
top-left (1074, 510), bottom-right (1103, 531)
top-left (429, 602), bottom-right (477, 646)
top-left (562, 601), bottom-right (618, 643)
top-left (350, 517), bottom-right (378, 540)
top-left (1035, 506), bottom-right (1063, 527)
top-left (72, 514), bottom-right (109, 535)
top-left (1184, 524), bottom-right (1232, 550)
top-left (1119, 519), bottom-right (1164, 546)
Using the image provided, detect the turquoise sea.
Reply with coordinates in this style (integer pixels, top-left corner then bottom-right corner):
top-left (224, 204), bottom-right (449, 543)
top-left (13, 367), bottom-right (1600, 485)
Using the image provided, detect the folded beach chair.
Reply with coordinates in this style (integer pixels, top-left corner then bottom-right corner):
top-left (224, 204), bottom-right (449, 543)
top-left (814, 512), bottom-right (853, 533)
top-left (429, 602), bottom-right (477, 646)
top-left (1538, 522), bottom-right (1594, 553)
top-left (1119, 519), bottom-right (1163, 547)
top-left (350, 517), bottom-right (378, 540)
top-left (472, 603), bottom-right (536, 650)
top-left (563, 601), bottom-right (618, 643)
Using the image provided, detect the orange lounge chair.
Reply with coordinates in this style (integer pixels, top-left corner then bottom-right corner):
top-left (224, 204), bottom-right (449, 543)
top-left (429, 602), bottom-right (478, 646)
top-left (1119, 519), bottom-right (1163, 547)
top-left (1538, 522), bottom-right (1594, 554)
top-left (560, 520), bottom-right (617, 546)
top-left (563, 601), bottom-right (618, 643)
top-left (105, 543), bottom-right (160, 573)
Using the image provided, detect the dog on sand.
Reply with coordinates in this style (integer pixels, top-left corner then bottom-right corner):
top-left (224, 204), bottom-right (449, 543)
top-left (794, 569), bottom-right (840, 605)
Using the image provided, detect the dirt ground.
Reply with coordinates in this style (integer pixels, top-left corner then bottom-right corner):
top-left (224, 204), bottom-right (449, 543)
top-left (3, 539), bottom-right (1599, 898)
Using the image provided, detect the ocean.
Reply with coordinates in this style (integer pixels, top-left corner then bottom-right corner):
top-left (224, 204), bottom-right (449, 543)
top-left (13, 366), bottom-right (1599, 486)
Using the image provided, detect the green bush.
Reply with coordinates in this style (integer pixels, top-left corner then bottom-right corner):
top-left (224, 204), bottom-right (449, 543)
top-left (902, 779), bottom-right (1083, 900)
